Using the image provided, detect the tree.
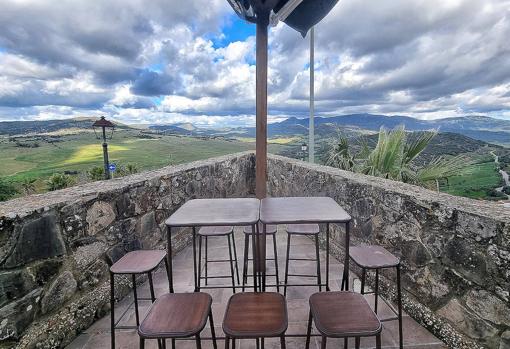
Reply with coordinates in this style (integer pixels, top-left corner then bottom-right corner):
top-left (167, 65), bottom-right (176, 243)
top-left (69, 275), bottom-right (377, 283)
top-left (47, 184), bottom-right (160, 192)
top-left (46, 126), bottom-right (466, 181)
top-left (0, 178), bottom-right (18, 201)
top-left (47, 173), bottom-right (75, 191)
top-left (20, 178), bottom-right (37, 195)
top-left (326, 126), bottom-right (472, 188)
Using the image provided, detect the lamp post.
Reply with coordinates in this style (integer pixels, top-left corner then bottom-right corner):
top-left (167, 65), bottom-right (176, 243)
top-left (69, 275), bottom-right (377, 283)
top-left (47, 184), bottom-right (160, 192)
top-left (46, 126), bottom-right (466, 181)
top-left (92, 116), bottom-right (115, 180)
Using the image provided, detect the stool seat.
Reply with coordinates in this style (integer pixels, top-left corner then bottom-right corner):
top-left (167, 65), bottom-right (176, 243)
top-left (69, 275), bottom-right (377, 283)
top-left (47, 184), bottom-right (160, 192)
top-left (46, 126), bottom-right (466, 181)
top-left (223, 292), bottom-right (288, 338)
top-left (243, 223), bottom-right (277, 234)
top-left (309, 291), bottom-right (381, 337)
top-left (110, 250), bottom-right (166, 274)
top-left (286, 224), bottom-right (320, 235)
top-left (350, 245), bottom-right (399, 268)
top-left (198, 226), bottom-right (234, 236)
top-left (138, 292), bottom-right (212, 338)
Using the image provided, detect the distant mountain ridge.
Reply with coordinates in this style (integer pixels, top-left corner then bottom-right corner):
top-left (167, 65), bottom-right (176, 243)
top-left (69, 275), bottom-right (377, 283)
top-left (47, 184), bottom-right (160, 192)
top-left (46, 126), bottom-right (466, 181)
top-left (0, 118), bottom-right (130, 136)
top-left (1, 114), bottom-right (509, 145)
top-left (243, 114), bottom-right (510, 144)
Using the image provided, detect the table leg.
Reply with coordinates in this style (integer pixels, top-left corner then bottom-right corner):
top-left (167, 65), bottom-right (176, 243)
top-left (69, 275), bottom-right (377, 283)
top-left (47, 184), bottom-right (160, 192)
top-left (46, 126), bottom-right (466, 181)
top-left (262, 223), bottom-right (267, 291)
top-left (251, 224), bottom-right (258, 292)
top-left (167, 226), bottom-right (174, 293)
top-left (343, 222), bottom-right (350, 291)
top-left (326, 223), bottom-right (330, 291)
top-left (193, 226), bottom-right (198, 292)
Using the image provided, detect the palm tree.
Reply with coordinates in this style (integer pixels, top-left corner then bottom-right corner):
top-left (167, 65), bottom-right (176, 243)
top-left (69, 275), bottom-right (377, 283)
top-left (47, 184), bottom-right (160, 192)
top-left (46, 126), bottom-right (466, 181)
top-left (326, 126), bottom-right (472, 188)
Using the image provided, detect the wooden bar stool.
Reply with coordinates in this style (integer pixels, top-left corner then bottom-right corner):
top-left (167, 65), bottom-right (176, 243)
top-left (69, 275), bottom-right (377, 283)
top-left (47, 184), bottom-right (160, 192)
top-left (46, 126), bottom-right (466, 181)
top-left (223, 292), bottom-right (288, 349)
top-left (242, 223), bottom-right (280, 292)
top-left (109, 249), bottom-right (170, 349)
top-left (348, 245), bottom-right (403, 349)
top-left (305, 291), bottom-right (382, 349)
top-left (284, 224), bottom-right (321, 296)
top-left (197, 226), bottom-right (239, 292)
top-left (138, 292), bottom-right (218, 349)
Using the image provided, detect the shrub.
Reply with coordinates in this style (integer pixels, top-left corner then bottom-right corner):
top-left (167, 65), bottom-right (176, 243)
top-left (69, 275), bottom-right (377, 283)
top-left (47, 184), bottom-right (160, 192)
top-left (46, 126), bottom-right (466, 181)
top-left (47, 173), bottom-right (75, 191)
top-left (0, 178), bottom-right (18, 201)
top-left (87, 166), bottom-right (105, 181)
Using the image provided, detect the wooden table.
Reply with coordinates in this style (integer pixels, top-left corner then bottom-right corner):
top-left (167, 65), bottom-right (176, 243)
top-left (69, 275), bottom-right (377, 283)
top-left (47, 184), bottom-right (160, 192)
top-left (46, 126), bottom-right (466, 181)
top-left (260, 197), bottom-right (352, 291)
top-left (165, 198), bottom-right (260, 292)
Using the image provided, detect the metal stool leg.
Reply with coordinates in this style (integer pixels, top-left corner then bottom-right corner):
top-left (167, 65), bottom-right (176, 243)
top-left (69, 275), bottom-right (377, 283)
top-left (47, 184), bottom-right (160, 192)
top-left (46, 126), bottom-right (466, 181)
top-left (375, 268), bottom-right (379, 314)
top-left (227, 234), bottom-right (236, 293)
top-left (231, 233), bottom-right (240, 284)
top-left (321, 336), bottom-right (327, 349)
top-left (198, 235), bottom-right (203, 290)
top-left (272, 234), bottom-right (280, 292)
top-left (242, 234), bottom-right (249, 291)
top-left (360, 268), bottom-right (366, 294)
top-left (315, 234), bottom-right (322, 292)
top-left (343, 337), bottom-right (347, 349)
top-left (397, 264), bottom-right (403, 349)
top-left (284, 233), bottom-right (291, 297)
top-left (196, 334), bottom-right (202, 349)
top-left (148, 271), bottom-right (156, 302)
top-left (376, 334), bottom-right (381, 349)
top-left (171, 338), bottom-right (175, 349)
top-left (256, 338), bottom-right (260, 349)
top-left (225, 337), bottom-right (230, 349)
top-left (110, 272), bottom-right (115, 349)
top-left (164, 257), bottom-right (172, 293)
top-left (132, 274), bottom-right (140, 326)
top-left (140, 337), bottom-right (145, 349)
top-left (209, 310), bottom-right (218, 349)
top-left (232, 339), bottom-right (236, 349)
top-left (355, 337), bottom-right (360, 349)
top-left (205, 236), bottom-right (208, 286)
top-left (305, 310), bottom-right (312, 349)
top-left (261, 338), bottom-right (265, 349)
top-left (280, 335), bottom-right (286, 349)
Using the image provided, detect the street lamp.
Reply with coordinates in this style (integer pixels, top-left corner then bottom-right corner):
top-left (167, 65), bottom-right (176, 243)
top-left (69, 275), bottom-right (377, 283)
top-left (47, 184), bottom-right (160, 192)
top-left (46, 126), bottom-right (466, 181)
top-left (92, 116), bottom-right (115, 180)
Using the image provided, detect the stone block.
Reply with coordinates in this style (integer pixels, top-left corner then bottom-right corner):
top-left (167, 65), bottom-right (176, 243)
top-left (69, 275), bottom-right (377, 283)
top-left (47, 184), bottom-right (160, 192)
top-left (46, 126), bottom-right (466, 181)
top-left (2, 213), bottom-right (66, 268)
top-left (0, 288), bottom-right (42, 341)
top-left (500, 330), bottom-right (510, 349)
top-left (41, 271), bottom-right (77, 314)
top-left (465, 289), bottom-right (510, 326)
top-left (0, 269), bottom-right (35, 308)
top-left (86, 201), bottom-right (115, 235)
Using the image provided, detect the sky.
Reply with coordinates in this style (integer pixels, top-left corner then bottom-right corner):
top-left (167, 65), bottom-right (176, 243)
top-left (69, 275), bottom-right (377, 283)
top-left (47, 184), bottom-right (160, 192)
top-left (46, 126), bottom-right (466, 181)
top-left (0, 0), bottom-right (509, 127)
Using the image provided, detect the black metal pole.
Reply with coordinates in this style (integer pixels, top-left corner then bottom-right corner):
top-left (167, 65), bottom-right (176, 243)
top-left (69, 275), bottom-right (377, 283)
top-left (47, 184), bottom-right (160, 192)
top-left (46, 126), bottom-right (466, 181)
top-left (102, 126), bottom-right (110, 179)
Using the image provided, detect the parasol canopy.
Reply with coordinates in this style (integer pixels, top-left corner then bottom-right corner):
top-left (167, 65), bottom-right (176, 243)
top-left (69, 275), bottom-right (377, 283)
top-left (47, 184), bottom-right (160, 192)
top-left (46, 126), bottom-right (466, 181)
top-left (227, 0), bottom-right (338, 36)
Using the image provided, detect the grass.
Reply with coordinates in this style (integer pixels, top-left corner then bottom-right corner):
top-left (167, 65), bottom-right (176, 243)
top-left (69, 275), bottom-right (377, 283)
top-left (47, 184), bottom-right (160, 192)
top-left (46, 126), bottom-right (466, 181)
top-left (0, 131), bottom-right (256, 194)
top-left (441, 161), bottom-right (504, 199)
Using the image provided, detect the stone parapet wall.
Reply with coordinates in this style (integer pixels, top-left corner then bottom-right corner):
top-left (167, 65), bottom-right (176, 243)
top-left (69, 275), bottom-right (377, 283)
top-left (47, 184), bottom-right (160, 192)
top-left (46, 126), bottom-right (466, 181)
top-left (267, 154), bottom-right (510, 349)
top-left (0, 152), bottom-right (255, 348)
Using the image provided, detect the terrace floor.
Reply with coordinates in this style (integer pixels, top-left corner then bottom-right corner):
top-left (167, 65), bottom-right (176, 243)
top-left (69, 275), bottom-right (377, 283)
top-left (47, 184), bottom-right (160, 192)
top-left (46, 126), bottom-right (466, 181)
top-left (67, 228), bottom-right (446, 349)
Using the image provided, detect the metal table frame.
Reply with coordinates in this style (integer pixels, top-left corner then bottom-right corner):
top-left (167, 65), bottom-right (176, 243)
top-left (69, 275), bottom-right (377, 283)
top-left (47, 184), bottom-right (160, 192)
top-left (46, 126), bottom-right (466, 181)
top-left (259, 197), bottom-right (352, 293)
top-left (165, 198), bottom-right (261, 293)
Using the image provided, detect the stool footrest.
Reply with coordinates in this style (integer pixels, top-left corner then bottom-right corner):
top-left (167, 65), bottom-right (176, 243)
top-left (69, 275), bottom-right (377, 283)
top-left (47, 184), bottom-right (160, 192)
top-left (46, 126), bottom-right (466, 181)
top-left (286, 273), bottom-right (319, 278)
top-left (206, 259), bottom-right (235, 263)
top-left (200, 275), bottom-right (232, 279)
top-left (288, 258), bottom-right (318, 262)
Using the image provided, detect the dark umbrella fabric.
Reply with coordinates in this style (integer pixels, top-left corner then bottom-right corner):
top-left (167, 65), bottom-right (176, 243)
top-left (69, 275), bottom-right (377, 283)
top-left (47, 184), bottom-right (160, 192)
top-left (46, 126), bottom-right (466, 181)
top-left (227, 0), bottom-right (339, 36)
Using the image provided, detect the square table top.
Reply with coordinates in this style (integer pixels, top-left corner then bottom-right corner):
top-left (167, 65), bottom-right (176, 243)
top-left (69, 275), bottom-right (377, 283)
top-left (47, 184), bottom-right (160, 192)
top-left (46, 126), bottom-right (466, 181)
top-left (260, 197), bottom-right (351, 224)
top-left (165, 198), bottom-right (260, 227)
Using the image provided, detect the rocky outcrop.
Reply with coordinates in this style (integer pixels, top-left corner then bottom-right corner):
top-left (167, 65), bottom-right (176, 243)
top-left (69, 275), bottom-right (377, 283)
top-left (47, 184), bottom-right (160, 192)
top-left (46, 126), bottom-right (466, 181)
top-left (267, 154), bottom-right (510, 349)
top-left (0, 152), bottom-right (255, 348)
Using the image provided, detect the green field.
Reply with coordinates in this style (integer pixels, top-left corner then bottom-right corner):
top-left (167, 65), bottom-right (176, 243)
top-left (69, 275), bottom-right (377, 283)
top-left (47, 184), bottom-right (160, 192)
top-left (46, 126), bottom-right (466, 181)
top-left (0, 130), bottom-right (295, 196)
top-left (0, 131), bottom-right (251, 193)
top-left (441, 161), bottom-right (504, 199)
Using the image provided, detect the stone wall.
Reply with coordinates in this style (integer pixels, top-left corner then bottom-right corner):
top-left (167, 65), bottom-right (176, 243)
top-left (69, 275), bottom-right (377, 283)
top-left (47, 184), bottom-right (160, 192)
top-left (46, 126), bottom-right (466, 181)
top-left (267, 154), bottom-right (510, 349)
top-left (0, 152), bottom-right (255, 349)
